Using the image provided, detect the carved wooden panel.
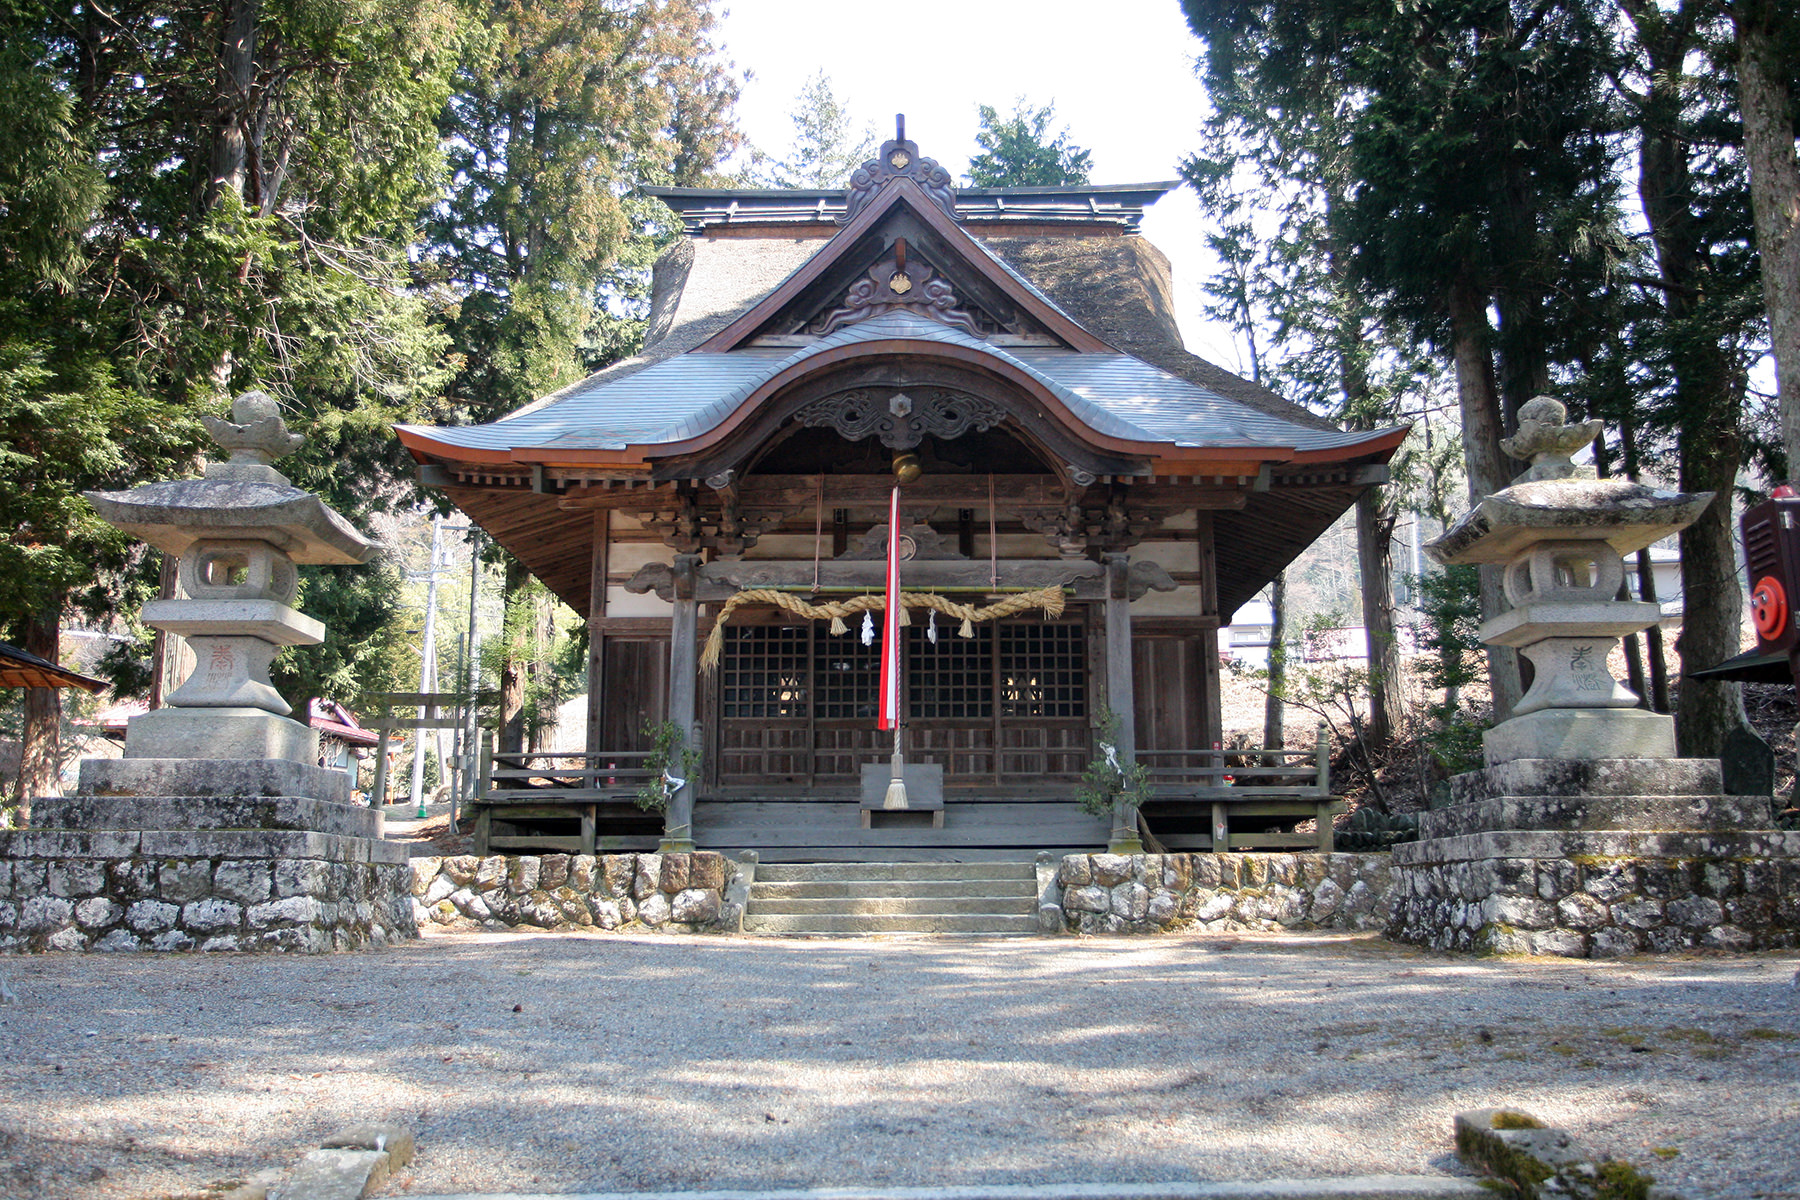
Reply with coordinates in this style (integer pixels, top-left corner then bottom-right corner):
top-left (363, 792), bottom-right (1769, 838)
top-left (793, 388), bottom-right (1009, 451)
top-left (840, 127), bottom-right (958, 225)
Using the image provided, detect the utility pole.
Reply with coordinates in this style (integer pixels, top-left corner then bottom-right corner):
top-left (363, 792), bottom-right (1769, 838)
top-left (457, 531), bottom-right (485, 826)
top-left (409, 516), bottom-right (445, 817)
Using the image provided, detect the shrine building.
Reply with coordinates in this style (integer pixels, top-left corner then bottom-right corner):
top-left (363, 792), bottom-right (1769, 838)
top-left (396, 129), bottom-right (1404, 861)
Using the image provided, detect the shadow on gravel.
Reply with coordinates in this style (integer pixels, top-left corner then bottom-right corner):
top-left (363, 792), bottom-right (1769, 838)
top-left (0, 933), bottom-right (1795, 1200)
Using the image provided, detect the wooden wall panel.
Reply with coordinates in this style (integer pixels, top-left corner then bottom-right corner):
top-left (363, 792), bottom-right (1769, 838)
top-left (1133, 636), bottom-right (1206, 751)
top-left (596, 637), bottom-right (668, 752)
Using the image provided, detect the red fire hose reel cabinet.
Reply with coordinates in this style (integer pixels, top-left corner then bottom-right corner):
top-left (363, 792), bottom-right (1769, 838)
top-left (1741, 495), bottom-right (1800, 654)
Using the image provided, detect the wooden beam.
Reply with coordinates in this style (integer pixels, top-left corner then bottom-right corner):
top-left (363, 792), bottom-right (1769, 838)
top-left (1105, 553), bottom-right (1143, 854)
top-left (559, 474), bottom-right (1071, 511)
top-left (702, 558), bottom-right (1101, 592)
top-left (663, 554), bottom-right (699, 853)
top-left (585, 509), bottom-right (608, 756)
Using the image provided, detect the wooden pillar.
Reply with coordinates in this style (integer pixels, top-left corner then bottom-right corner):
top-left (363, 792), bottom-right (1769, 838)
top-left (584, 510), bottom-right (609, 755)
top-left (1196, 513), bottom-right (1224, 750)
top-left (662, 552), bottom-right (700, 852)
top-left (1105, 552), bottom-right (1143, 854)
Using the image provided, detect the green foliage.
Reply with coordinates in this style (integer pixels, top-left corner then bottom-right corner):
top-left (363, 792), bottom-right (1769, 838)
top-left (755, 71), bottom-right (874, 189)
top-left (1415, 566), bottom-right (1484, 702)
top-left (0, 0), bottom-right (461, 711)
top-left (1414, 564), bottom-right (1488, 774)
top-left (966, 99), bottom-right (1092, 188)
top-left (637, 719), bottom-right (701, 813)
top-left (1075, 708), bottom-right (1149, 819)
top-left (272, 559), bottom-right (415, 716)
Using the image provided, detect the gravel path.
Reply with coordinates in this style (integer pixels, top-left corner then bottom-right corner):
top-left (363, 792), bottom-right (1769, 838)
top-left (0, 931), bottom-right (1795, 1200)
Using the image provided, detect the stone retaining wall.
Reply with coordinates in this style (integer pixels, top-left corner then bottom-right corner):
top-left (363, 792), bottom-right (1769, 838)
top-left (1051, 852), bottom-right (1392, 934)
top-left (410, 851), bottom-right (738, 934)
top-left (0, 834), bottom-right (415, 953)
top-left (1388, 830), bottom-right (1800, 955)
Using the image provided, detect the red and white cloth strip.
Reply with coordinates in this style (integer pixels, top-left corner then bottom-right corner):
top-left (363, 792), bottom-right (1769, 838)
top-left (878, 485), bottom-right (903, 731)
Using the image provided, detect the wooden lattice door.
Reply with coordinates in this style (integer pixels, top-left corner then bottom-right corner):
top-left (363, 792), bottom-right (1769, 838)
top-left (714, 613), bottom-right (1089, 791)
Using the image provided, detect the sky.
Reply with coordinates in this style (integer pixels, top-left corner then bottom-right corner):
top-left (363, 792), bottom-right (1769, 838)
top-left (709, 0), bottom-right (1241, 371)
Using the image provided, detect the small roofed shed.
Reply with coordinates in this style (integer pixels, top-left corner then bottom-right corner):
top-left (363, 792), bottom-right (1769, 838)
top-left (397, 132), bottom-right (1404, 859)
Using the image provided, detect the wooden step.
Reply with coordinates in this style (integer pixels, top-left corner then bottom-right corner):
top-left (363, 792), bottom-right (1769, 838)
top-left (741, 912), bottom-right (1039, 936)
top-left (743, 859), bottom-right (1040, 937)
top-left (754, 861), bottom-right (1035, 883)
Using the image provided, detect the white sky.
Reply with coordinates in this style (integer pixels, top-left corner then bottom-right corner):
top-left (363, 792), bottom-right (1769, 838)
top-left (710, 0), bottom-right (1244, 372)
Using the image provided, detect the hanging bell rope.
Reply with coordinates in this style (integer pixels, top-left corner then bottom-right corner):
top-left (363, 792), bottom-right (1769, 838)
top-left (699, 585), bottom-right (1067, 673)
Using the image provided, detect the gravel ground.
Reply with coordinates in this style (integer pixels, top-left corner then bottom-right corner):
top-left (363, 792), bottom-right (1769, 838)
top-left (0, 931), bottom-right (1796, 1200)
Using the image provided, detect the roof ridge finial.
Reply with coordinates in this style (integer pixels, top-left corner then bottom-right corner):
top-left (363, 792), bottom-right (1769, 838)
top-left (838, 115), bottom-right (957, 226)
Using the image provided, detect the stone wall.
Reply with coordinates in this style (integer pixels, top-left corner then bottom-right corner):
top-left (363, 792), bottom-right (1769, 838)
top-left (1389, 830), bottom-right (1800, 955)
top-left (1051, 852), bottom-right (1392, 935)
top-left (410, 851), bottom-right (738, 934)
top-left (0, 831), bottom-right (415, 953)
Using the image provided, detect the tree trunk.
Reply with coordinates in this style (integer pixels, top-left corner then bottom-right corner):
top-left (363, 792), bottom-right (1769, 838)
top-left (1675, 487), bottom-right (1750, 756)
top-left (499, 558), bottom-right (529, 754)
top-left (17, 603), bottom-right (65, 823)
top-left (1356, 489), bottom-right (1402, 745)
top-left (1637, 25), bottom-right (1753, 757)
top-left (1735, 0), bottom-right (1800, 473)
top-left (1446, 275), bottom-right (1524, 718)
top-left (527, 585), bottom-right (555, 753)
top-left (1263, 571), bottom-right (1286, 754)
top-left (206, 0), bottom-right (259, 209)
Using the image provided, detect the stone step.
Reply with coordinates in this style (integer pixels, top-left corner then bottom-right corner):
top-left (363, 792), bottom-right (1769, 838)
top-left (1447, 757), bottom-right (1720, 805)
top-left (747, 895), bottom-right (1037, 917)
top-left (751, 878), bottom-right (1032, 900)
top-left (740, 912), bottom-right (1039, 935)
top-left (754, 861), bottom-right (1035, 883)
top-left (1420, 792), bottom-right (1775, 840)
top-left (31, 794), bottom-right (379, 839)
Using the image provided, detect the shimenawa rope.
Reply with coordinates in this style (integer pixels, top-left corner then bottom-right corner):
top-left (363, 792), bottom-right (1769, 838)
top-left (699, 585), bottom-right (1066, 672)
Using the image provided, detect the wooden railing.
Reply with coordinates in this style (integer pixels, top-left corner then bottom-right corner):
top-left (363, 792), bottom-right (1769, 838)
top-left (1136, 727), bottom-right (1341, 852)
top-left (484, 751), bottom-right (661, 800)
top-left (472, 750), bottom-right (664, 855)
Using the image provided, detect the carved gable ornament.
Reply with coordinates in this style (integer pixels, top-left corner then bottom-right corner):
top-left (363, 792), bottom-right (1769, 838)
top-left (794, 388), bottom-right (1008, 450)
top-left (807, 240), bottom-right (985, 337)
top-left (840, 120), bottom-right (957, 226)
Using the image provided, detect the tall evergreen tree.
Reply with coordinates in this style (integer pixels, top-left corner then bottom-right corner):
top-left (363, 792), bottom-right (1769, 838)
top-left (756, 71), bottom-right (873, 190)
top-left (1, 0), bottom-right (459, 803)
top-left (966, 99), bottom-right (1093, 187)
top-left (428, 0), bottom-right (740, 751)
top-left (1731, 0), bottom-right (1800, 473)
top-left (1184, 0), bottom-right (1628, 726)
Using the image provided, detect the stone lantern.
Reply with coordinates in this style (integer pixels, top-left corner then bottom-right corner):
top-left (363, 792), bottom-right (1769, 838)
top-left (84, 390), bottom-right (376, 766)
top-left (1390, 396), bottom-right (1800, 957)
top-left (0, 392), bottom-right (415, 953)
top-left (1425, 396), bottom-right (1712, 765)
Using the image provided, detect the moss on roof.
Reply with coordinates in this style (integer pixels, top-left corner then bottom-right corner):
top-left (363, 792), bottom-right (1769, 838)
top-left (979, 235), bottom-right (1338, 433)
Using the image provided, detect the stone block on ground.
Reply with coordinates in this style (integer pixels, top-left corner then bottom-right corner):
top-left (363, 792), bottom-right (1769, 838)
top-left (268, 1148), bottom-right (390, 1200)
top-left (1453, 1108), bottom-right (1674, 1199)
top-left (319, 1124), bottom-right (414, 1168)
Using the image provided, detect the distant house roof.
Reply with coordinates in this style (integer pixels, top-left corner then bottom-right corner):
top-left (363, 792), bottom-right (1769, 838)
top-left (0, 642), bottom-right (106, 692)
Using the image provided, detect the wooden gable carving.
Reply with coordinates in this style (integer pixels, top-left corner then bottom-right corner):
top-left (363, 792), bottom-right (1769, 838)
top-left (806, 242), bottom-right (982, 336)
top-left (755, 222), bottom-right (1063, 343)
top-left (839, 121), bottom-right (958, 226)
top-left (701, 174), bottom-right (1109, 354)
